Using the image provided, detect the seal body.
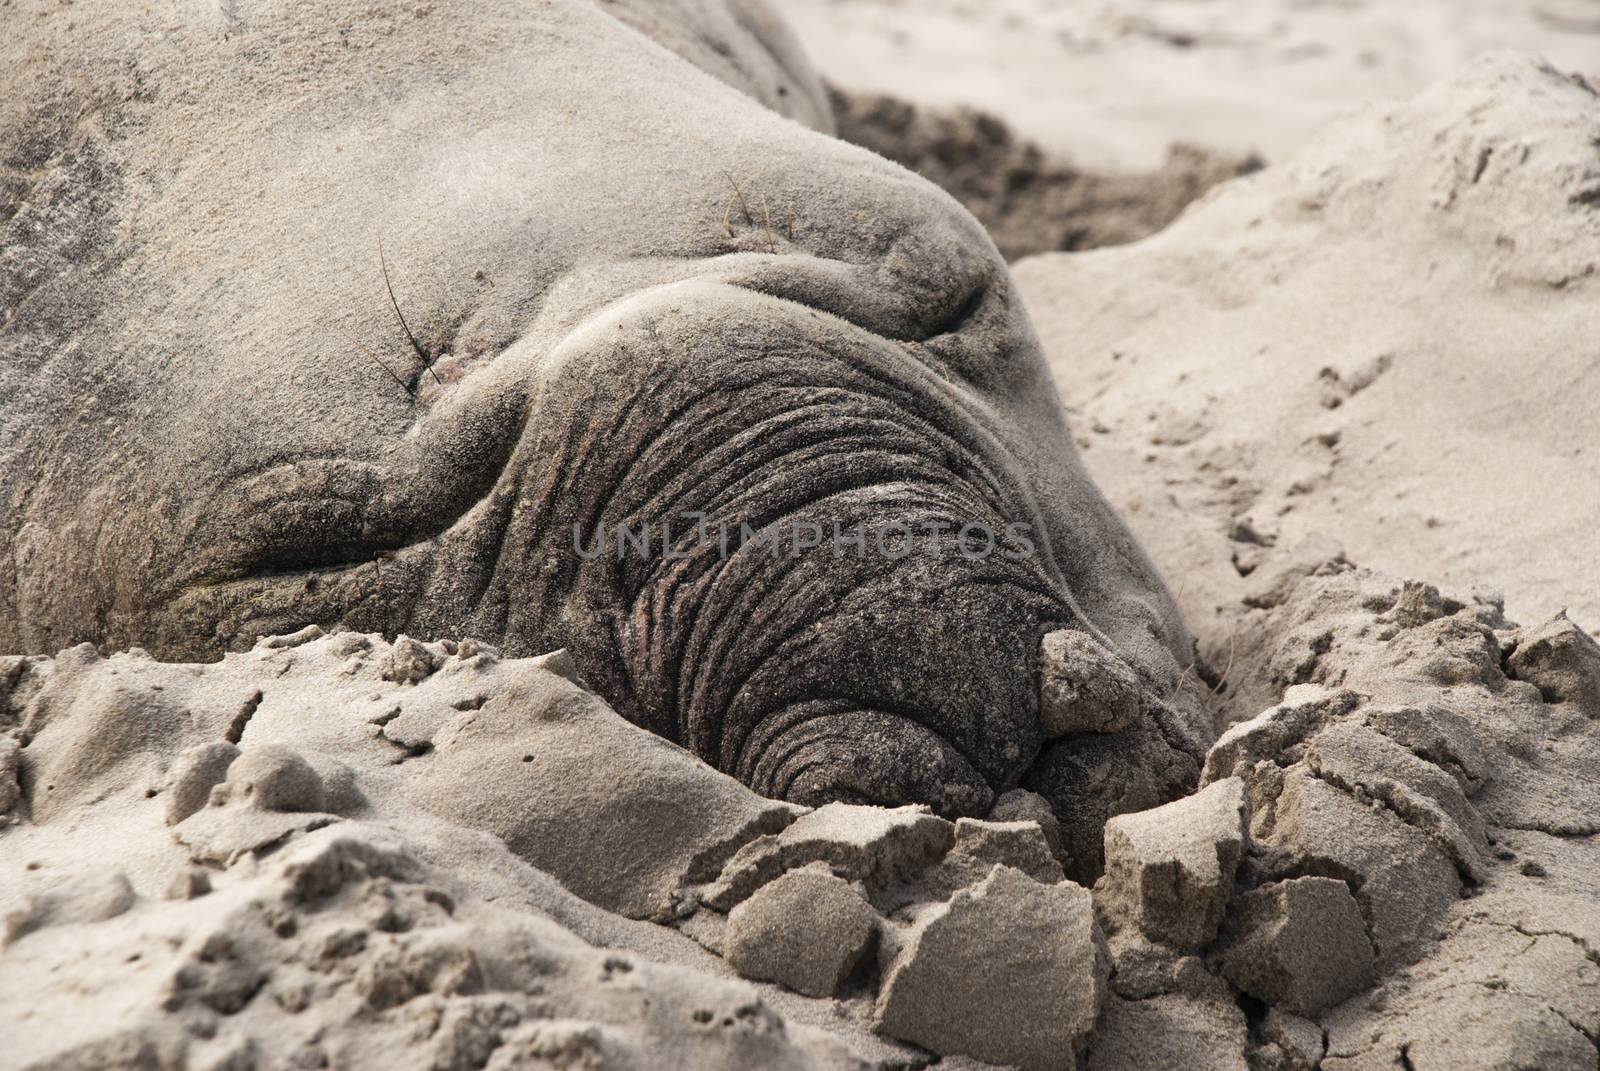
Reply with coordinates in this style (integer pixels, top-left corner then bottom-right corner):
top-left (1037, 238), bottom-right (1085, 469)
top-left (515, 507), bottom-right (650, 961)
top-left (0, 0), bottom-right (1205, 815)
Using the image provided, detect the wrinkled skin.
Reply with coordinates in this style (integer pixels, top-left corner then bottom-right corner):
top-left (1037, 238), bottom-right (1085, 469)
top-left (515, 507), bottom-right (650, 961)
top-left (0, 0), bottom-right (1205, 819)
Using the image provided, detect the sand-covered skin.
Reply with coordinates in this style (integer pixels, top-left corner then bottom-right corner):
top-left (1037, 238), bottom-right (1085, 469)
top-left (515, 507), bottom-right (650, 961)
top-left (1016, 53), bottom-right (1600, 655)
top-left (0, 0), bottom-right (1209, 830)
top-left (780, 0), bottom-right (1600, 169)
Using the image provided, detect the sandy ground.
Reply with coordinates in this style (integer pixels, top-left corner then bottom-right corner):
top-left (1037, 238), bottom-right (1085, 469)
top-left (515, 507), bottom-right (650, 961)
top-left (780, 0), bottom-right (1600, 169)
top-left (791, 1), bottom-right (1600, 636)
top-left (1016, 52), bottom-right (1600, 642)
top-left (827, 86), bottom-right (1261, 258)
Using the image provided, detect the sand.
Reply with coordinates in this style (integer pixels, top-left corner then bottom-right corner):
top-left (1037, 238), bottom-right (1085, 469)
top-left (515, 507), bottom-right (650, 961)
top-left (6, 563), bottom-right (1599, 1069)
top-left (1015, 51), bottom-right (1600, 652)
top-left (779, 0), bottom-right (1600, 169)
top-left (827, 86), bottom-right (1261, 259)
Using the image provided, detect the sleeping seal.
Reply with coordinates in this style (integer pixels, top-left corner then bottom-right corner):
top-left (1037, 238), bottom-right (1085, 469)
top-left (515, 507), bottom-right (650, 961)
top-left (0, 0), bottom-right (1208, 826)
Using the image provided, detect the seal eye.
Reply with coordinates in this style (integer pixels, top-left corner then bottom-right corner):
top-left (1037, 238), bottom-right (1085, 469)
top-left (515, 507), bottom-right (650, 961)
top-left (234, 496), bottom-right (370, 575)
top-left (170, 493), bottom-right (393, 596)
top-left (921, 277), bottom-right (989, 341)
top-left (177, 463), bottom-right (395, 588)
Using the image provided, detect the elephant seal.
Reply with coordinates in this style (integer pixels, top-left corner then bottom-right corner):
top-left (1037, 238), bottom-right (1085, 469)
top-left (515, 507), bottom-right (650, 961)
top-left (0, 0), bottom-right (1207, 822)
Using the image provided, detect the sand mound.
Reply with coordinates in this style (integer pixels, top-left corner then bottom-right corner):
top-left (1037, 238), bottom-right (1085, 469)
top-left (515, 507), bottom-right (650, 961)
top-left (1194, 565), bottom-right (1600, 1071)
top-left (828, 86), bottom-right (1258, 259)
top-left (1015, 53), bottom-right (1600, 664)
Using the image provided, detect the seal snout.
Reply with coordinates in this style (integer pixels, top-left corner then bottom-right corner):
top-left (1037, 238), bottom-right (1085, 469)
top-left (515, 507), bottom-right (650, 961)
top-left (512, 273), bottom-right (1080, 816)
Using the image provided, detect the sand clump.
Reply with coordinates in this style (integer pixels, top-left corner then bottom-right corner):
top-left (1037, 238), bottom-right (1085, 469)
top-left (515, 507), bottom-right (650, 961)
top-left (1220, 875), bottom-right (1376, 1018)
top-left (1096, 777), bottom-right (1247, 952)
top-left (874, 866), bottom-right (1109, 1071)
top-left (723, 866), bottom-right (878, 998)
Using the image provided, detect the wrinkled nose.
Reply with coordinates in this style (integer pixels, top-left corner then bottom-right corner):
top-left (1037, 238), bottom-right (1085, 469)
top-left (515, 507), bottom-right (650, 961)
top-left (443, 254), bottom-right (1079, 816)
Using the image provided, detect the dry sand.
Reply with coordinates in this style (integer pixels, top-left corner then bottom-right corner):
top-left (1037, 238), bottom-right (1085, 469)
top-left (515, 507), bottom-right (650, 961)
top-left (780, 0), bottom-right (1600, 169)
top-left (1015, 52), bottom-right (1600, 648)
top-left (800, 4), bottom-right (1599, 635)
top-left (5, 572), bottom-right (1599, 1070)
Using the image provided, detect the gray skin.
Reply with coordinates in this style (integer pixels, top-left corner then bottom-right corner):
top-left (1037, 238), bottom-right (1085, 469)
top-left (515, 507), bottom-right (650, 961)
top-left (0, 0), bottom-right (1207, 823)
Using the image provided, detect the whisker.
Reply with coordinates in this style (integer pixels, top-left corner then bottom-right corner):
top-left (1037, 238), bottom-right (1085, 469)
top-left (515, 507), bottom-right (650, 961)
top-left (1209, 631), bottom-right (1239, 696)
top-left (759, 193), bottom-right (778, 254)
top-left (334, 319), bottom-right (415, 401)
top-left (378, 236), bottom-right (443, 387)
top-left (1168, 661), bottom-right (1195, 701)
top-left (721, 170), bottom-right (756, 231)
